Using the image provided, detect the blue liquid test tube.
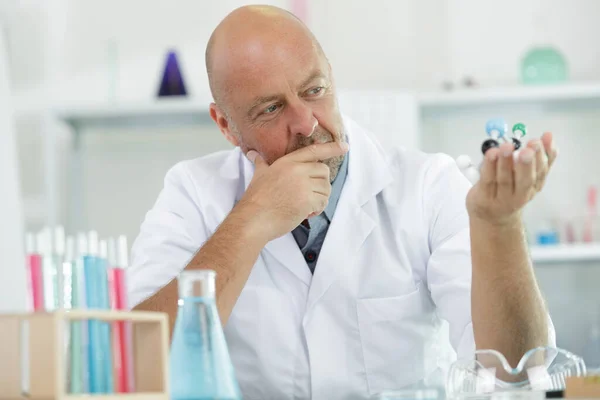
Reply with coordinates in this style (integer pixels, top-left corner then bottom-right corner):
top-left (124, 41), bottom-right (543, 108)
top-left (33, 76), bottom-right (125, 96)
top-left (85, 231), bottom-right (105, 393)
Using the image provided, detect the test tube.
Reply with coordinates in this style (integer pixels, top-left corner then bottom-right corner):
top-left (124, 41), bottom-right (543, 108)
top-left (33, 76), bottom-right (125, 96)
top-left (38, 227), bottom-right (56, 311)
top-left (63, 237), bottom-right (75, 310)
top-left (98, 240), bottom-right (114, 394)
top-left (108, 237), bottom-right (131, 392)
top-left (25, 233), bottom-right (44, 311)
top-left (65, 236), bottom-right (84, 394)
top-left (55, 226), bottom-right (66, 309)
top-left (85, 231), bottom-right (104, 393)
top-left (118, 235), bottom-right (135, 392)
top-left (77, 233), bottom-right (90, 393)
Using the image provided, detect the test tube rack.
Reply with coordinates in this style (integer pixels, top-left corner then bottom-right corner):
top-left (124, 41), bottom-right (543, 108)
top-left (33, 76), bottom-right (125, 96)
top-left (0, 310), bottom-right (169, 400)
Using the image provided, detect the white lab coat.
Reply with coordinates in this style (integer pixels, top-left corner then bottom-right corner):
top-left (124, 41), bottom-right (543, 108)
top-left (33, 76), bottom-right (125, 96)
top-left (128, 115), bottom-right (555, 400)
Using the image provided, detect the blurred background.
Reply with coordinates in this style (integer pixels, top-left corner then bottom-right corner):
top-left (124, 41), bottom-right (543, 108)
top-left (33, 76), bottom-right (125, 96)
top-left (2, 0), bottom-right (600, 365)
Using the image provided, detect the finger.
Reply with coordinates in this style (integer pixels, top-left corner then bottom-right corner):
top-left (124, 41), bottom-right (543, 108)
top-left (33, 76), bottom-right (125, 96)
top-left (311, 176), bottom-right (332, 197)
top-left (291, 141), bottom-right (349, 163)
top-left (479, 147), bottom-right (499, 198)
top-left (526, 139), bottom-right (548, 191)
top-left (246, 150), bottom-right (268, 170)
top-left (515, 147), bottom-right (536, 201)
top-left (541, 132), bottom-right (558, 167)
top-left (308, 162), bottom-right (331, 180)
top-left (497, 142), bottom-right (515, 198)
top-left (310, 192), bottom-right (329, 215)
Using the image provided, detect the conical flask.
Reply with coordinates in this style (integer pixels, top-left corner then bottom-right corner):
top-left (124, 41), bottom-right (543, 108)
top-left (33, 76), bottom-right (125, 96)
top-left (169, 270), bottom-right (241, 400)
top-left (157, 50), bottom-right (188, 97)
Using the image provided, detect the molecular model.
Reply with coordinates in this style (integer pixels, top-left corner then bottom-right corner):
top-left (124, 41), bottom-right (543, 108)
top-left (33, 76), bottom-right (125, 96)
top-left (456, 118), bottom-right (527, 184)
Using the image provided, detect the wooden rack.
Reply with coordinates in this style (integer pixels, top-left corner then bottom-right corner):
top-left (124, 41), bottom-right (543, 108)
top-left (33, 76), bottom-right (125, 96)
top-left (0, 310), bottom-right (169, 399)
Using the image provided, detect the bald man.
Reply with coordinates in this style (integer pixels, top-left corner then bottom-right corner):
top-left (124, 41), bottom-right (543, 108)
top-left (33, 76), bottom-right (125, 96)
top-left (128, 5), bottom-right (557, 399)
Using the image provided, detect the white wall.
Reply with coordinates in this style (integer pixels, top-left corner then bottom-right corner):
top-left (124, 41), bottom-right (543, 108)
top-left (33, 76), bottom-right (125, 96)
top-left (7, 0), bottom-right (600, 358)
top-left (11, 0), bottom-right (600, 104)
top-left (0, 20), bottom-right (26, 313)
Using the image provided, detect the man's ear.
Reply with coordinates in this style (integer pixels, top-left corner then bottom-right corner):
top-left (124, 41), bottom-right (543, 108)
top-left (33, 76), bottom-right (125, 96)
top-left (210, 103), bottom-right (240, 147)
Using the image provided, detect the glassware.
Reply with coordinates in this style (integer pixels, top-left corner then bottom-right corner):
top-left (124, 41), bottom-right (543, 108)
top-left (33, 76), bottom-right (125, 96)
top-left (169, 270), bottom-right (241, 400)
top-left (521, 46), bottom-right (568, 85)
top-left (157, 50), bottom-right (188, 97)
top-left (446, 347), bottom-right (586, 400)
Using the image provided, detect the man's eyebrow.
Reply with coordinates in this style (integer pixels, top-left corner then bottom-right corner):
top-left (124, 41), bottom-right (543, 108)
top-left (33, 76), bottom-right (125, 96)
top-left (246, 72), bottom-right (328, 117)
top-left (299, 70), bottom-right (327, 89)
top-left (247, 94), bottom-right (281, 117)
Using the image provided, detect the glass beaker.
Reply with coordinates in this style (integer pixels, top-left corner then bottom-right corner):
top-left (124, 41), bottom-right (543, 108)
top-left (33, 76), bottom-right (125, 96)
top-left (169, 270), bottom-right (241, 400)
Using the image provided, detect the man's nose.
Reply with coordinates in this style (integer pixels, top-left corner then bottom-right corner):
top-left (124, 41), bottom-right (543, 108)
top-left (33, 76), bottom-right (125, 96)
top-left (288, 100), bottom-right (317, 137)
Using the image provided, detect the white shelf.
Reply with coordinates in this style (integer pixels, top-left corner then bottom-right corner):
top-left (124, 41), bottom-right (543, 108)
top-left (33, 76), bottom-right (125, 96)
top-left (51, 83), bottom-right (600, 129)
top-left (418, 81), bottom-right (600, 112)
top-left (54, 97), bottom-right (212, 130)
top-left (530, 243), bottom-right (600, 264)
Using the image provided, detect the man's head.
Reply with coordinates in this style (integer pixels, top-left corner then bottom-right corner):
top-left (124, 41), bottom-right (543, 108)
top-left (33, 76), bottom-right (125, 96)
top-left (206, 5), bottom-right (346, 181)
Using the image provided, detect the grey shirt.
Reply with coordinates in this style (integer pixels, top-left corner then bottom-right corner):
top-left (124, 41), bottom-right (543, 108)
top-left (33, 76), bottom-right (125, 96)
top-left (290, 154), bottom-right (349, 273)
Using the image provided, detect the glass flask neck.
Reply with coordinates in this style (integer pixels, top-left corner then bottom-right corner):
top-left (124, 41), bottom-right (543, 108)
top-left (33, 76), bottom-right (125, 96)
top-left (178, 270), bottom-right (216, 299)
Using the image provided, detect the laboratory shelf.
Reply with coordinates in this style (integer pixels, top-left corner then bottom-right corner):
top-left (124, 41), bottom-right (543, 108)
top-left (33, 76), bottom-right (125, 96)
top-left (54, 97), bottom-right (212, 130)
top-left (530, 243), bottom-right (600, 264)
top-left (418, 81), bottom-right (600, 112)
top-left (52, 81), bottom-right (600, 129)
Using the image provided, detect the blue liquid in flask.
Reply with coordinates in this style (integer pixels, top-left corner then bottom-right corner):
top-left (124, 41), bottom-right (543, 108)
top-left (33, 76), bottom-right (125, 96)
top-left (170, 270), bottom-right (241, 400)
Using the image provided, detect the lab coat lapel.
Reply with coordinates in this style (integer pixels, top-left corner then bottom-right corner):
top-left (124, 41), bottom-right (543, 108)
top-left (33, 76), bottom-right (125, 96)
top-left (306, 116), bottom-right (394, 310)
top-left (264, 235), bottom-right (312, 286)
top-left (237, 150), bottom-right (312, 287)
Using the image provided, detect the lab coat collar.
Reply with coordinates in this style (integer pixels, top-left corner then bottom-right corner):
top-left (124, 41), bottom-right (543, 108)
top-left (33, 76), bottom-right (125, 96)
top-left (234, 115), bottom-right (395, 290)
top-left (237, 146), bottom-right (314, 286)
top-left (305, 115), bottom-right (394, 310)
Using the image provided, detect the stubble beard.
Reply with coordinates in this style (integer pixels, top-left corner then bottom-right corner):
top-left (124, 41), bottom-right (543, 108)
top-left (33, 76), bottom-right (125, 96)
top-left (292, 127), bottom-right (346, 183)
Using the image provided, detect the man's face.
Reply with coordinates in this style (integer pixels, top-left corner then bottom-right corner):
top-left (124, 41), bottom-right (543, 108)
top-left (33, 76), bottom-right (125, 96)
top-left (216, 36), bottom-right (346, 181)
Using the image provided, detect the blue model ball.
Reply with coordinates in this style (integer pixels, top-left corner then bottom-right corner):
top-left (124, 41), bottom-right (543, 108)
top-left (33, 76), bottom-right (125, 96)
top-left (485, 118), bottom-right (508, 139)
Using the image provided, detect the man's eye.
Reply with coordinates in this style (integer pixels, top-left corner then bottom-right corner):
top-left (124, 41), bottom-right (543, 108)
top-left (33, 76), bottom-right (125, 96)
top-left (308, 87), bottom-right (324, 95)
top-left (264, 104), bottom-right (279, 114)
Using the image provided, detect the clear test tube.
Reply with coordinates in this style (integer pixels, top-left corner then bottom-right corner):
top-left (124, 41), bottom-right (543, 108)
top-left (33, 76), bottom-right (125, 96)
top-left (54, 226), bottom-right (65, 309)
top-left (76, 232), bottom-right (90, 393)
top-left (37, 227), bottom-right (55, 311)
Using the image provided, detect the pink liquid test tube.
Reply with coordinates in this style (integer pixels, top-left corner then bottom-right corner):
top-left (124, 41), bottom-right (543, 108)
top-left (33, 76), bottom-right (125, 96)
top-left (26, 233), bottom-right (44, 311)
top-left (108, 237), bottom-right (132, 393)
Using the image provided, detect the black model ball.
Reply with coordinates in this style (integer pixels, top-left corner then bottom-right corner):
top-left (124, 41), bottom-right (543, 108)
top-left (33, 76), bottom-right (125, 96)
top-left (457, 120), bottom-right (531, 185)
top-left (481, 139), bottom-right (499, 155)
top-left (512, 138), bottom-right (521, 150)
top-left (511, 123), bottom-right (527, 152)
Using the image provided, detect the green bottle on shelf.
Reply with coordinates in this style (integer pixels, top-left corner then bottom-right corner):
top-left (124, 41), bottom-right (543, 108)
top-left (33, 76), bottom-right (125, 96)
top-left (521, 46), bottom-right (568, 85)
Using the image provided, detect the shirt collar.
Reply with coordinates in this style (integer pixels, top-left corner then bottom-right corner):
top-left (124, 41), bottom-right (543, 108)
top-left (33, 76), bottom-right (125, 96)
top-left (321, 152), bottom-right (349, 222)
